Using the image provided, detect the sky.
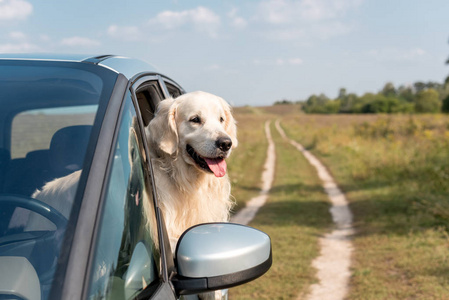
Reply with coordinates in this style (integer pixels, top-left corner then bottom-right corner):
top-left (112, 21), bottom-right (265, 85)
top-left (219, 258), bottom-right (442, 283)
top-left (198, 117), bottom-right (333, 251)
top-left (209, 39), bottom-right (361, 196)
top-left (1, 0), bottom-right (448, 106)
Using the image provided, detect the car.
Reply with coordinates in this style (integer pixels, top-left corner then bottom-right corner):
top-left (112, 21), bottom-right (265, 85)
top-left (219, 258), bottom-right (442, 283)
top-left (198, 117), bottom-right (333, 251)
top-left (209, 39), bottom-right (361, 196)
top-left (0, 54), bottom-right (272, 300)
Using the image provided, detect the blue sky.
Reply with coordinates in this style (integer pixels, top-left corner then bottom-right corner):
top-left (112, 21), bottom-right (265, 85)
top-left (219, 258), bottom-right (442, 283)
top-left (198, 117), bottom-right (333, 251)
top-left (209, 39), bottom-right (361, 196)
top-left (1, 0), bottom-right (448, 106)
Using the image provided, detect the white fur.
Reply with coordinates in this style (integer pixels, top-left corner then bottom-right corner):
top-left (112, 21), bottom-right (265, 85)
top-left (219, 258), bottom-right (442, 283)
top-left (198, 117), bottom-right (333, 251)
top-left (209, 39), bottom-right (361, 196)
top-left (26, 170), bottom-right (80, 231)
top-left (147, 91), bottom-right (237, 250)
top-left (29, 91), bottom-right (237, 250)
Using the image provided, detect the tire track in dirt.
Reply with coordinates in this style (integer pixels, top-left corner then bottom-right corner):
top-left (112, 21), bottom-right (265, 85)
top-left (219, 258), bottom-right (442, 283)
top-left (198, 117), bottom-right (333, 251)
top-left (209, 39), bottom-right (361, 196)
top-left (274, 120), bottom-right (354, 300)
top-left (231, 120), bottom-right (275, 225)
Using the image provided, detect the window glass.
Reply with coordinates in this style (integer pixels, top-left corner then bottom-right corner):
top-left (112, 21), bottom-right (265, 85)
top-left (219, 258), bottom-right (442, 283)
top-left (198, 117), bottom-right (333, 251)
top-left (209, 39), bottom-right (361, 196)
top-left (0, 62), bottom-right (117, 300)
top-left (11, 105), bottom-right (97, 159)
top-left (135, 81), bottom-right (163, 126)
top-left (88, 94), bottom-right (160, 300)
top-left (165, 82), bottom-right (182, 98)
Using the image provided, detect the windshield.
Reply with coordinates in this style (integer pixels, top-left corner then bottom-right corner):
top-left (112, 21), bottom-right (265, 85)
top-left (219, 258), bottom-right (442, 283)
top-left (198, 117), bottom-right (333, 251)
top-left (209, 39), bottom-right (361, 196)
top-left (0, 60), bottom-right (117, 300)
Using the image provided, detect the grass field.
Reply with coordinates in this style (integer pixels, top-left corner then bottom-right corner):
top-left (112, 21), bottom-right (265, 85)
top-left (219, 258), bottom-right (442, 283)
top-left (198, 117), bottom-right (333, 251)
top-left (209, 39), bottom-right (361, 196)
top-left (281, 111), bottom-right (449, 299)
top-left (227, 105), bottom-right (449, 299)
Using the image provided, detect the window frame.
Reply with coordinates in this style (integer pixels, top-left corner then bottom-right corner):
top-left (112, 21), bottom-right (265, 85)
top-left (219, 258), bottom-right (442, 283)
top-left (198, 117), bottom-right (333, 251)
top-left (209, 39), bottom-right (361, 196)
top-left (52, 73), bottom-right (129, 300)
top-left (129, 76), bottom-right (176, 286)
top-left (160, 76), bottom-right (185, 99)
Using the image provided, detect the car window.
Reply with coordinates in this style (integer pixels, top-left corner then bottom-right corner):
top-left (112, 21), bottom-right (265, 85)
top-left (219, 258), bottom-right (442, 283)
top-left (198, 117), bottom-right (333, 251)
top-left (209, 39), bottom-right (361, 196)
top-left (135, 81), bottom-right (164, 126)
top-left (88, 93), bottom-right (161, 300)
top-left (164, 82), bottom-right (182, 98)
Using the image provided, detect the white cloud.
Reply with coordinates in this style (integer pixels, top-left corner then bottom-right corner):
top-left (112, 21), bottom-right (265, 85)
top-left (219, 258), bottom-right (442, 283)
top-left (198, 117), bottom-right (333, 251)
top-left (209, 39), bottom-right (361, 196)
top-left (61, 36), bottom-right (100, 48)
top-left (0, 42), bottom-right (39, 53)
top-left (228, 8), bottom-right (247, 29)
top-left (368, 47), bottom-right (427, 61)
top-left (258, 0), bottom-right (362, 23)
top-left (205, 64), bottom-right (221, 71)
top-left (150, 6), bottom-right (220, 37)
top-left (299, 0), bottom-right (362, 21)
top-left (256, 0), bottom-right (361, 41)
top-left (39, 34), bottom-right (50, 42)
top-left (107, 25), bottom-right (141, 41)
top-left (9, 31), bottom-right (26, 40)
top-left (288, 57), bottom-right (303, 65)
top-left (0, 0), bottom-right (32, 20)
top-left (313, 21), bottom-right (352, 39)
top-left (264, 28), bottom-right (306, 41)
top-left (404, 48), bottom-right (426, 59)
top-left (253, 57), bottom-right (304, 66)
top-left (231, 16), bottom-right (247, 29)
top-left (276, 58), bottom-right (285, 66)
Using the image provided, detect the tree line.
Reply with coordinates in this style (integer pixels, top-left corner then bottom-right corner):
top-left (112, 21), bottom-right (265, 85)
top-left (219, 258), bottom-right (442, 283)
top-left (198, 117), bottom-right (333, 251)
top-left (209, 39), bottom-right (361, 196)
top-left (276, 39), bottom-right (449, 114)
top-left (276, 79), bottom-right (449, 114)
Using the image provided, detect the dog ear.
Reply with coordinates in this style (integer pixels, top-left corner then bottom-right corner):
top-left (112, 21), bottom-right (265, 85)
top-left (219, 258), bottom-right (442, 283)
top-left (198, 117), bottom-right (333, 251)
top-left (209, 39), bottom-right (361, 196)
top-left (147, 98), bottom-right (179, 155)
top-left (220, 98), bottom-right (238, 149)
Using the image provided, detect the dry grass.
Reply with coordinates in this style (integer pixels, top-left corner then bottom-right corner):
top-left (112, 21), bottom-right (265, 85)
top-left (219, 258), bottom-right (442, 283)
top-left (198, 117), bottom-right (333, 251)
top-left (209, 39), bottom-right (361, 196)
top-left (280, 113), bottom-right (449, 299)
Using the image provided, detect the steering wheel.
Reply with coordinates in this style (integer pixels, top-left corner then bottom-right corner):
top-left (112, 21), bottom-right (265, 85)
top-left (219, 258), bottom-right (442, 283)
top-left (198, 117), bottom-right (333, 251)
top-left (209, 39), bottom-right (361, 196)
top-left (0, 194), bottom-right (68, 230)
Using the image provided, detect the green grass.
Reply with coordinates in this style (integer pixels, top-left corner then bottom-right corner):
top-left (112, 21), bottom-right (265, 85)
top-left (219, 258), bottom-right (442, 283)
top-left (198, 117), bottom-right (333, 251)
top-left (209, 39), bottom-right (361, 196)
top-left (227, 108), bottom-right (271, 212)
top-left (229, 121), bottom-right (331, 299)
top-left (280, 113), bottom-right (449, 299)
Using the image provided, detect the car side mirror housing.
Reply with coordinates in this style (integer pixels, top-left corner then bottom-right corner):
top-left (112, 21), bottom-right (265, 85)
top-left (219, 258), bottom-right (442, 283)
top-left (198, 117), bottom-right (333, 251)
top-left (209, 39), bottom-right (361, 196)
top-left (172, 223), bottom-right (272, 295)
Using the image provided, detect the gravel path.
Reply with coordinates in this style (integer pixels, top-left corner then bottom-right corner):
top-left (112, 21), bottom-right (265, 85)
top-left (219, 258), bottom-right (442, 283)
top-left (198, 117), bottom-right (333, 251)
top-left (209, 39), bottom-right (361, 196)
top-left (231, 120), bottom-right (275, 225)
top-left (274, 120), bottom-right (354, 300)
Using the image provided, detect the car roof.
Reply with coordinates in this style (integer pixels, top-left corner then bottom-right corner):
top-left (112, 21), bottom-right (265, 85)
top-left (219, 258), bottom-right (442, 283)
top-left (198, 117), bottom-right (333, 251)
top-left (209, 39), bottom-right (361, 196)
top-left (0, 54), bottom-right (159, 80)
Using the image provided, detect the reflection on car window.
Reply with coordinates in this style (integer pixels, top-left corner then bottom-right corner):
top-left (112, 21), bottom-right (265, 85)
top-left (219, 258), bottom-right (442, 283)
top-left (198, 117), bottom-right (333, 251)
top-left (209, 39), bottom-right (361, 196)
top-left (3, 107), bottom-right (96, 199)
top-left (88, 93), bottom-right (160, 300)
top-left (10, 105), bottom-right (97, 159)
top-left (0, 63), bottom-right (113, 300)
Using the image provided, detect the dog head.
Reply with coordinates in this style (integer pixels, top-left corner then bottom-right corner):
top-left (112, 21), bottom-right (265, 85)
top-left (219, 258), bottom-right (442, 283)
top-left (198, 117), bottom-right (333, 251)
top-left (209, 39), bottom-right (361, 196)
top-left (147, 91), bottom-right (237, 177)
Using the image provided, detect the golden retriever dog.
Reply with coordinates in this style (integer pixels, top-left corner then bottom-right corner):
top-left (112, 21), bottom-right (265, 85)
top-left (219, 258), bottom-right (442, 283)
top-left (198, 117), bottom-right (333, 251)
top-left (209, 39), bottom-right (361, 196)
top-left (27, 91), bottom-right (237, 245)
top-left (147, 91), bottom-right (237, 250)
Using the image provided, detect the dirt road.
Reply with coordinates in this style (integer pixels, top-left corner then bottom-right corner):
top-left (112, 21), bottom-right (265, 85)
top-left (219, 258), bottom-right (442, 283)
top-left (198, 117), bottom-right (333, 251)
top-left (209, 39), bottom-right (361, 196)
top-left (232, 120), bottom-right (354, 300)
top-left (274, 120), bottom-right (354, 300)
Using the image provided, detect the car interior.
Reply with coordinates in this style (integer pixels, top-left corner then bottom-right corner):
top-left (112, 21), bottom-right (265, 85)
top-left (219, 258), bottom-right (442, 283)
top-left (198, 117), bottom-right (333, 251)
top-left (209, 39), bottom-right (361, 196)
top-left (0, 71), bottom-right (101, 299)
top-left (0, 113), bottom-right (94, 299)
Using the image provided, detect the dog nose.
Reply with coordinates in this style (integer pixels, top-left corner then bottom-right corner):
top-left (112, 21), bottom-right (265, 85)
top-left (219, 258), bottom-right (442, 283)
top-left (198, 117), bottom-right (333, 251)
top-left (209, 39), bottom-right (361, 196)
top-left (216, 137), bottom-right (232, 151)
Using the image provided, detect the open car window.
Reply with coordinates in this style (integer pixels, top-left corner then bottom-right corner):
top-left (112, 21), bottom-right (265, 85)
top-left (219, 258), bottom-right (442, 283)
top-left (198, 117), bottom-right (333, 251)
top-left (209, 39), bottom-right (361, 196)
top-left (135, 81), bottom-right (164, 127)
top-left (88, 93), bottom-right (161, 299)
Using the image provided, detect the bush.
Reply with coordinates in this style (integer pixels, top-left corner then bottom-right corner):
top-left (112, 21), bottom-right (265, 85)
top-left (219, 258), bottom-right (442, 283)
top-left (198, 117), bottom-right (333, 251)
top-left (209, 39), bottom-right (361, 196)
top-left (442, 95), bottom-right (449, 113)
top-left (414, 89), bottom-right (441, 113)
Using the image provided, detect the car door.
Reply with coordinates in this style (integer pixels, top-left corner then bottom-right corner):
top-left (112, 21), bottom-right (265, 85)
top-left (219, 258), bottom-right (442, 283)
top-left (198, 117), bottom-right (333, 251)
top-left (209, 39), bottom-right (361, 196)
top-left (85, 90), bottom-right (176, 300)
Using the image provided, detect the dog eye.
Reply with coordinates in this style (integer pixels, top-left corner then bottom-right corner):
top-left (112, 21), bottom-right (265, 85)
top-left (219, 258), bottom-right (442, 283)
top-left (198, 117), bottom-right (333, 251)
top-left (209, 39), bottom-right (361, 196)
top-left (220, 117), bottom-right (225, 123)
top-left (190, 116), bottom-right (201, 124)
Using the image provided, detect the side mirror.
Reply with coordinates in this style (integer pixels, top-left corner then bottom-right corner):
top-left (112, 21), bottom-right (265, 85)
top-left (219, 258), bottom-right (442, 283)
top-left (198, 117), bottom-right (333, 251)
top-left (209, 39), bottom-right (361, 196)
top-left (172, 223), bottom-right (272, 295)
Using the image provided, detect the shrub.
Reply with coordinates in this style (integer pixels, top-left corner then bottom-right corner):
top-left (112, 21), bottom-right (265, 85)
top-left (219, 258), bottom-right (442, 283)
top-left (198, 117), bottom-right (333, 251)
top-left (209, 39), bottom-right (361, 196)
top-left (414, 89), bottom-right (441, 113)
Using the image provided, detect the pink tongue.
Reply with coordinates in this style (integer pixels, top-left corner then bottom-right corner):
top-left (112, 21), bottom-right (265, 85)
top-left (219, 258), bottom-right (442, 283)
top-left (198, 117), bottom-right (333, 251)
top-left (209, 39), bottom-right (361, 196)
top-left (204, 158), bottom-right (227, 177)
